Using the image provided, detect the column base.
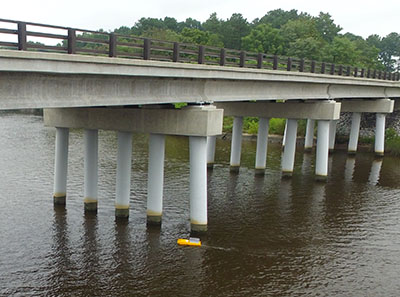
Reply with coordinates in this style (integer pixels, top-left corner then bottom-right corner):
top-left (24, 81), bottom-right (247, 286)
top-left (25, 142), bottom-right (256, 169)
top-left (147, 215), bottom-right (162, 226)
top-left (304, 147), bottom-right (313, 153)
top-left (282, 171), bottom-right (293, 178)
top-left (375, 151), bottom-right (384, 157)
top-left (190, 223), bottom-right (207, 232)
top-left (84, 200), bottom-right (98, 213)
top-left (115, 207), bottom-right (129, 219)
top-left (207, 163), bottom-right (214, 169)
top-left (53, 195), bottom-right (66, 205)
top-left (347, 150), bottom-right (357, 155)
top-left (230, 165), bottom-right (240, 173)
top-left (315, 175), bottom-right (328, 182)
top-left (329, 148), bottom-right (335, 154)
top-left (255, 168), bottom-right (265, 175)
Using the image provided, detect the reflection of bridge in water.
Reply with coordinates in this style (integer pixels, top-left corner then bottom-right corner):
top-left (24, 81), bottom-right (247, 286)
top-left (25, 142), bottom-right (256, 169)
top-left (0, 19), bottom-right (399, 231)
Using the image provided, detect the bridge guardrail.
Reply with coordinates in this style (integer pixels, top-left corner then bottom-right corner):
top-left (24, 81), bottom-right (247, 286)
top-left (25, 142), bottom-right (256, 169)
top-left (0, 18), bottom-right (399, 81)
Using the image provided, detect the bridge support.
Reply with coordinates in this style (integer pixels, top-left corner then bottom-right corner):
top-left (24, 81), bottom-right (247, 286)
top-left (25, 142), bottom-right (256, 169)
top-left (189, 136), bottom-right (208, 232)
top-left (316, 120), bottom-right (330, 180)
top-left (348, 112), bottom-right (361, 154)
top-left (206, 136), bottom-right (216, 169)
top-left (147, 134), bottom-right (165, 225)
top-left (53, 127), bottom-right (69, 205)
top-left (329, 120), bottom-right (337, 152)
top-left (282, 121), bottom-right (288, 148)
top-left (115, 131), bottom-right (133, 219)
top-left (281, 119), bottom-right (298, 177)
top-left (375, 113), bottom-right (386, 156)
top-left (230, 116), bottom-right (243, 173)
top-left (255, 117), bottom-right (270, 175)
top-left (84, 129), bottom-right (98, 212)
top-left (304, 119), bottom-right (315, 151)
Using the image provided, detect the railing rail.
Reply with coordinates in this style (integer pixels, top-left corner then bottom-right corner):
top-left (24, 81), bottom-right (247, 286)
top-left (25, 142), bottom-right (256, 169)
top-left (0, 18), bottom-right (399, 81)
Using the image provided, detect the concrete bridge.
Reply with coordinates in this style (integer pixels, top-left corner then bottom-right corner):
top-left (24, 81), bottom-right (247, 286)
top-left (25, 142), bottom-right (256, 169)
top-left (1, 19), bottom-right (400, 231)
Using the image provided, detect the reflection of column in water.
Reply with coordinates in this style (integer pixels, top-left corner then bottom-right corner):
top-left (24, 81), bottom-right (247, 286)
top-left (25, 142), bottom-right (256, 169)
top-left (301, 151), bottom-right (313, 176)
top-left (277, 178), bottom-right (293, 218)
top-left (328, 155), bottom-right (334, 176)
top-left (368, 159), bottom-right (383, 186)
top-left (344, 157), bottom-right (356, 182)
top-left (82, 213), bottom-right (100, 291)
top-left (310, 181), bottom-right (326, 220)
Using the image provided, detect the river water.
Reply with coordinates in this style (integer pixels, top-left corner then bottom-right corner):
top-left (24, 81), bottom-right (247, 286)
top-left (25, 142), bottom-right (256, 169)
top-left (0, 112), bottom-right (399, 297)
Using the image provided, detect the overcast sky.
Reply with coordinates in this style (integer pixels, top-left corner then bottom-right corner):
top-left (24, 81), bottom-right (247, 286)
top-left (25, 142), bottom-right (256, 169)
top-left (1, 0), bottom-right (399, 38)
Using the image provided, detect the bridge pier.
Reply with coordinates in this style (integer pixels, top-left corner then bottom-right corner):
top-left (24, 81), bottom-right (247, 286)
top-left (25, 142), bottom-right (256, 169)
top-left (304, 119), bottom-right (315, 152)
top-left (206, 136), bottom-right (216, 169)
top-left (84, 129), bottom-right (98, 212)
top-left (53, 127), bottom-right (69, 205)
top-left (375, 113), bottom-right (386, 156)
top-left (348, 112), bottom-right (361, 154)
top-left (147, 134), bottom-right (165, 225)
top-left (189, 136), bottom-right (208, 232)
top-left (230, 116), bottom-right (243, 173)
top-left (255, 117), bottom-right (270, 175)
top-left (316, 120), bottom-right (330, 180)
top-left (329, 120), bottom-right (337, 152)
top-left (282, 119), bottom-right (298, 177)
top-left (115, 131), bottom-right (133, 219)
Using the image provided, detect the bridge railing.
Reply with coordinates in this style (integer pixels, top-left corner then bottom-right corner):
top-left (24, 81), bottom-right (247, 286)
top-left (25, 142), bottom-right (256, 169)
top-left (0, 18), bottom-right (399, 81)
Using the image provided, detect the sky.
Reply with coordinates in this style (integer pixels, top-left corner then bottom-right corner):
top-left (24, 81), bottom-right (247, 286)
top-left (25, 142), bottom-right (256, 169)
top-left (1, 0), bottom-right (399, 38)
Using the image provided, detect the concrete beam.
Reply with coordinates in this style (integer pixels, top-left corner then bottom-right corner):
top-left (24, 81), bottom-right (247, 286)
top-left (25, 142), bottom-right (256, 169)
top-left (43, 106), bottom-right (223, 137)
top-left (216, 101), bottom-right (341, 120)
top-left (340, 99), bottom-right (394, 113)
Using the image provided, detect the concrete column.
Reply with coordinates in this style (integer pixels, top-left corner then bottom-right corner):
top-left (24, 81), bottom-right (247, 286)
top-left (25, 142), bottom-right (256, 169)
top-left (147, 134), bottom-right (165, 225)
top-left (282, 120), bottom-right (288, 148)
top-left (230, 116), bottom-right (243, 172)
top-left (255, 117), bottom-right (269, 175)
top-left (53, 127), bottom-right (69, 205)
top-left (84, 129), bottom-right (98, 212)
top-left (115, 131), bottom-right (133, 219)
top-left (316, 120), bottom-right (330, 180)
top-left (206, 136), bottom-right (217, 169)
top-left (375, 113), bottom-right (386, 157)
top-left (348, 112), bottom-right (361, 154)
top-left (189, 136), bottom-right (208, 232)
top-left (281, 119), bottom-right (298, 177)
top-left (329, 120), bottom-right (338, 152)
top-left (304, 119), bottom-right (315, 152)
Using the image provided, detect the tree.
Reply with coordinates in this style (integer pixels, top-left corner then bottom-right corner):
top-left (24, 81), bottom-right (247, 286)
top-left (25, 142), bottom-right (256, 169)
top-left (178, 18), bottom-right (202, 31)
top-left (202, 13), bottom-right (222, 35)
top-left (255, 9), bottom-right (304, 29)
top-left (323, 36), bottom-right (360, 65)
top-left (379, 33), bottom-right (400, 71)
top-left (179, 28), bottom-right (223, 47)
top-left (287, 37), bottom-right (325, 60)
top-left (131, 17), bottom-right (166, 35)
top-left (241, 24), bottom-right (284, 54)
top-left (314, 12), bottom-right (341, 42)
top-left (219, 13), bottom-right (250, 49)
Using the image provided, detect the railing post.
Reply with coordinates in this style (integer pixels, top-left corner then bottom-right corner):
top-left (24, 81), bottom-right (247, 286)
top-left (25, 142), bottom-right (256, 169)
top-left (311, 60), bottom-right (316, 73)
top-left (330, 64), bottom-right (335, 75)
top-left (197, 45), bottom-right (205, 64)
top-left (108, 33), bottom-right (117, 57)
top-left (239, 51), bottom-right (246, 67)
top-left (67, 29), bottom-right (76, 54)
top-left (299, 58), bottom-right (304, 72)
top-left (321, 62), bottom-right (326, 74)
top-left (346, 66), bottom-right (351, 76)
top-left (361, 68), bottom-right (365, 78)
top-left (173, 42), bottom-right (180, 62)
top-left (383, 71), bottom-right (387, 80)
top-left (367, 69), bottom-right (371, 78)
top-left (143, 38), bottom-right (151, 60)
top-left (287, 57), bottom-right (292, 71)
top-left (17, 22), bottom-right (27, 51)
top-left (273, 55), bottom-right (278, 70)
top-left (257, 53), bottom-right (263, 69)
top-left (338, 65), bottom-right (343, 76)
top-left (354, 67), bottom-right (358, 77)
top-left (378, 71), bottom-right (382, 79)
top-left (388, 72), bottom-right (392, 80)
top-left (219, 48), bottom-right (226, 66)
top-left (373, 70), bottom-right (377, 78)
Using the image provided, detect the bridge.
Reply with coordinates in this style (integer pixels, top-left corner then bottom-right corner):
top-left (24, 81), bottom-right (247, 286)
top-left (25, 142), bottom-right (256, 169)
top-left (1, 19), bottom-right (399, 231)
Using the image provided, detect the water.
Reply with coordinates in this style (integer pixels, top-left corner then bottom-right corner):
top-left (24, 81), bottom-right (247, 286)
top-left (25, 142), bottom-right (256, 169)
top-left (0, 113), bottom-right (400, 296)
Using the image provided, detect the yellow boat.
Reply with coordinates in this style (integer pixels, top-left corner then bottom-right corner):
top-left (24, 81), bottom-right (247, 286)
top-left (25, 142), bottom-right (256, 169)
top-left (177, 237), bottom-right (201, 247)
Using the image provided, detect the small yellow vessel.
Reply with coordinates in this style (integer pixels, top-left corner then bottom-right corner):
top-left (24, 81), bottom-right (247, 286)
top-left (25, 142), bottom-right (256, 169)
top-left (177, 237), bottom-right (201, 247)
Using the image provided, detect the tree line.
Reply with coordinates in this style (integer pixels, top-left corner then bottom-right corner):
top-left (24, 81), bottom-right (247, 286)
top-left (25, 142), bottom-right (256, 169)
top-left (108, 9), bottom-right (399, 72)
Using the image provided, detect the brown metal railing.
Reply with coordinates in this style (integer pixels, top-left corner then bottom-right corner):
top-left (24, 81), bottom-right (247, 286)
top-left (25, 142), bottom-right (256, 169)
top-left (0, 18), bottom-right (399, 81)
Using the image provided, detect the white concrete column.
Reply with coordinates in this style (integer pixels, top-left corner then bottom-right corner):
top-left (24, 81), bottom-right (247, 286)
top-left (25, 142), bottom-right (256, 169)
top-left (189, 136), bottom-right (208, 232)
top-left (255, 117), bottom-right (269, 175)
top-left (329, 120), bottom-right (338, 152)
top-left (147, 134), bottom-right (165, 225)
top-left (316, 120), bottom-right (330, 180)
top-left (230, 116), bottom-right (243, 172)
top-left (282, 120), bottom-right (288, 148)
top-left (84, 129), bottom-right (98, 212)
top-left (115, 131), bottom-right (133, 218)
top-left (53, 127), bottom-right (69, 205)
top-left (375, 113), bottom-right (386, 156)
top-left (281, 119), bottom-right (298, 177)
top-left (348, 112), bottom-right (361, 154)
top-left (206, 136), bottom-right (217, 169)
top-left (304, 119), bottom-right (315, 151)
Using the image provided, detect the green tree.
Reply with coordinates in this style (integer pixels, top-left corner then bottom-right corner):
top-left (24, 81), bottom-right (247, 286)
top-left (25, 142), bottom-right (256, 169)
top-left (323, 36), bottom-right (360, 65)
top-left (255, 9), bottom-right (305, 29)
top-left (314, 12), bottom-right (341, 42)
top-left (219, 13), bottom-right (250, 49)
top-left (202, 12), bottom-right (222, 35)
top-left (379, 33), bottom-right (400, 71)
top-left (287, 37), bottom-right (326, 60)
top-left (241, 24), bottom-right (284, 54)
top-left (179, 28), bottom-right (223, 46)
